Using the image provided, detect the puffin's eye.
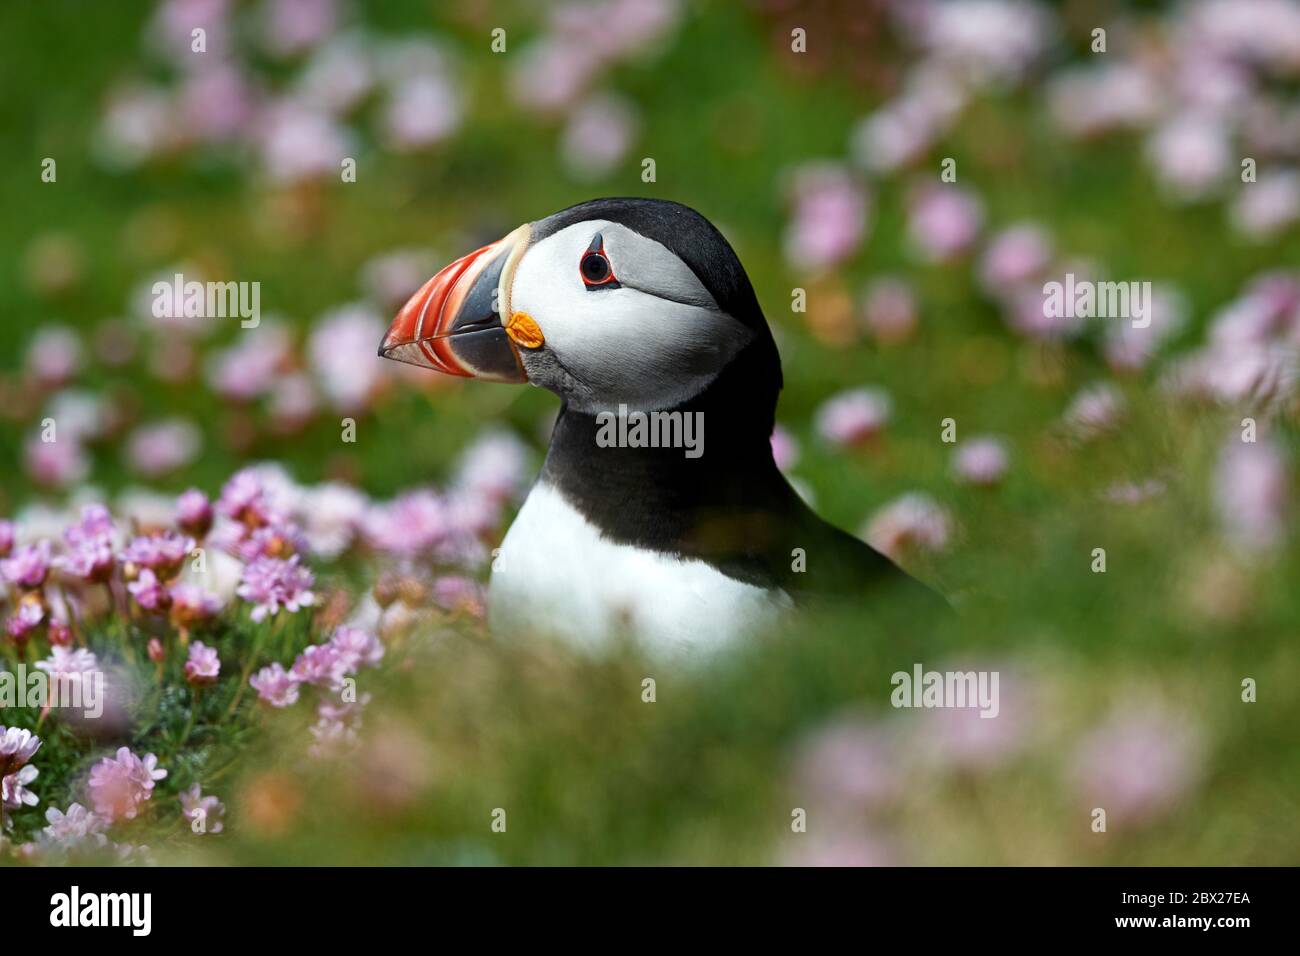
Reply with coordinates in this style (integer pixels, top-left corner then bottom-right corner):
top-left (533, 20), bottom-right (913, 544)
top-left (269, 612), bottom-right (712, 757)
top-left (579, 233), bottom-right (619, 290)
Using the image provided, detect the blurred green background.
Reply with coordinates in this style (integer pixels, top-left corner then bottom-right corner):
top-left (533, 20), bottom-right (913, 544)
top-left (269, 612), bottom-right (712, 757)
top-left (1, 0), bottom-right (1298, 864)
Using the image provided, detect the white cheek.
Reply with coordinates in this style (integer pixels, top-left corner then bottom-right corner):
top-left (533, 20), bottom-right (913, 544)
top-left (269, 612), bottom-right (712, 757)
top-left (511, 223), bottom-right (751, 410)
top-left (522, 286), bottom-right (748, 408)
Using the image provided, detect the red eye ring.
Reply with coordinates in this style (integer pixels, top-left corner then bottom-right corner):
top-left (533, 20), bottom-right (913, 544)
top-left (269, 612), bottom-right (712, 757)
top-left (579, 233), bottom-right (619, 289)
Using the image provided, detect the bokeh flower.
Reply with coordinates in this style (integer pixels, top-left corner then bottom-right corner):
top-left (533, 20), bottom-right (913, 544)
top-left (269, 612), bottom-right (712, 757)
top-left (184, 641), bottom-right (221, 686)
top-left (289, 642), bottom-right (348, 689)
top-left (237, 555), bottom-right (316, 621)
top-left (862, 493), bottom-right (952, 559)
top-left (814, 388), bottom-right (892, 446)
top-left (951, 436), bottom-right (1009, 486)
top-left (1, 541), bottom-right (52, 589)
top-left (0, 727), bottom-right (42, 778)
top-left (87, 748), bottom-right (167, 823)
top-left (176, 488), bottom-right (214, 538)
top-left (1070, 707), bottom-right (1202, 829)
top-left (179, 783), bottom-right (225, 834)
top-left (250, 662), bottom-right (300, 707)
top-left (783, 163), bottom-right (870, 273)
top-left (127, 569), bottom-right (172, 613)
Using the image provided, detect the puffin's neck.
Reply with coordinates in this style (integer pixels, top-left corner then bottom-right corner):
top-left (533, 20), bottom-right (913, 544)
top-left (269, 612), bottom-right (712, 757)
top-left (538, 344), bottom-right (788, 554)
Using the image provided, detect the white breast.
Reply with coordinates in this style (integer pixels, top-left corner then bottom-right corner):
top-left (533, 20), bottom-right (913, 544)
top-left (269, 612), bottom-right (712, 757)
top-left (488, 483), bottom-right (792, 657)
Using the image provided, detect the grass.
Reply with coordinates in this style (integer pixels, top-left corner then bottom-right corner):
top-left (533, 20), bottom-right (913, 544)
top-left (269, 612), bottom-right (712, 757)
top-left (0, 1), bottom-right (1297, 864)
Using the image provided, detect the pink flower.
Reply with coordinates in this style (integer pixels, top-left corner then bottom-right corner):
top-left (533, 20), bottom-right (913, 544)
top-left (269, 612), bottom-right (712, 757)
top-left (127, 569), bottom-right (172, 612)
top-left (290, 643), bottom-right (348, 689)
top-left (34, 647), bottom-right (100, 700)
top-left (62, 503), bottom-right (115, 549)
top-left (237, 555), bottom-right (316, 622)
top-left (951, 436), bottom-right (1009, 486)
top-left (176, 488), bottom-right (213, 537)
top-left (780, 830), bottom-right (898, 868)
top-left (149, 0), bottom-right (233, 66)
top-left (791, 715), bottom-right (904, 813)
top-left (364, 490), bottom-right (452, 558)
top-left (249, 662), bottom-right (299, 707)
top-left (269, 372), bottom-right (319, 430)
top-left (1230, 169), bottom-right (1300, 241)
top-left (862, 493), bottom-right (952, 559)
top-left (560, 93), bottom-right (639, 180)
top-left (431, 575), bottom-right (486, 617)
top-left (184, 641), bottom-right (221, 686)
top-left (919, 0), bottom-right (1050, 84)
top-left (978, 224), bottom-right (1052, 294)
top-left (261, 0), bottom-right (338, 58)
top-left (383, 72), bottom-right (462, 151)
top-left (178, 62), bottom-right (255, 142)
top-left (23, 435), bottom-right (89, 488)
top-left (783, 163), bottom-right (869, 273)
top-left (170, 583), bottom-right (223, 625)
top-left (40, 803), bottom-right (107, 850)
top-left (178, 783), bottom-right (225, 834)
top-left (1214, 437), bottom-right (1289, 552)
top-left (206, 323), bottom-right (292, 400)
top-left (1062, 383), bottom-right (1125, 440)
top-left (224, 517), bottom-right (307, 562)
top-left (26, 326), bottom-right (84, 386)
top-left (96, 84), bottom-right (174, 169)
top-left (3, 764), bottom-right (39, 818)
top-left (0, 726), bottom-right (42, 777)
top-left (1048, 63), bottom-right (1161, 139)
top-left (87, 747), bottom-right (167, 823)
top-left (125, 419), bottom-right (201, 477)
top-left (58, 534), bottom-right (115, 583)
top-left (770, 425), bottom-right (800, 472)
top-left (454, 431), bottom-right (530, 505)
top-left (1, 541), bottom-right (52, 589)
top-left (7, 601), bottom-right (45, 641)
top-left (298, 35), bottom-right (375, 114)
top-left (308, 694), bottom-right (369, 758)
top-left (300, 483), bottom-right (368, 558)
top-left (814, 388), bottom-right (893, 446)
top-left (915, 664), bottom-right (1030, 772)
top-left (508, 38), bottom-right (600, 114)
top-left (307, 305), bottom-right (386, 413)
top-left (121, 531), bottom-right (194, 579)
top-left (860, 278), bottom-right (918, 345)
top-left (48, 619), bottom-right (73, 647)
top-left (1145, 113), bottom-right (1230, 202)
top-left (1103, 286), bottom-right (1187, 373)
top-left (256, 98), bottom-right (351, 183)
top-left (907, 185), bottom-right (984, 262)
top-left (218, 467), bottom-right (271, 524)
top-left (1070, 707), bottom-right (1202, 829)
top-left (329, 626), bottom-right (383, 670)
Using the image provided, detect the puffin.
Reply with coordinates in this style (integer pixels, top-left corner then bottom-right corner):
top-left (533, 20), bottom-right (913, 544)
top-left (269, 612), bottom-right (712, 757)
top-left (379, 198), bottom-right (945, 654)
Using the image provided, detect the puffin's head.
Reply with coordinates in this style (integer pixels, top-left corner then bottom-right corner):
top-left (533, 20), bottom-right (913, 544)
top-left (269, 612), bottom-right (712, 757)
top-left (379, 198), bottom-right (781, 416)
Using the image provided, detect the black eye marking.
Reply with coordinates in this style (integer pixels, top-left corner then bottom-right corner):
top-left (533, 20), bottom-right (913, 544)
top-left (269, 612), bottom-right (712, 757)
top-left (580, 232), bottom-right (620, 290)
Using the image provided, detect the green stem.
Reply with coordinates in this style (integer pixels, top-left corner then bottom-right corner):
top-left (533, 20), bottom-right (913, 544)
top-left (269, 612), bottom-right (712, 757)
top-left (225, 613), bottom-right (278, 717)
top-left (177, 687), bottom-right (201, 749)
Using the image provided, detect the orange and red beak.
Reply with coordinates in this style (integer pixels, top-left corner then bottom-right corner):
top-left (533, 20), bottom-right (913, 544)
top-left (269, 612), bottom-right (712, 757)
top-left (378, 224), bottom-right (532, 383)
